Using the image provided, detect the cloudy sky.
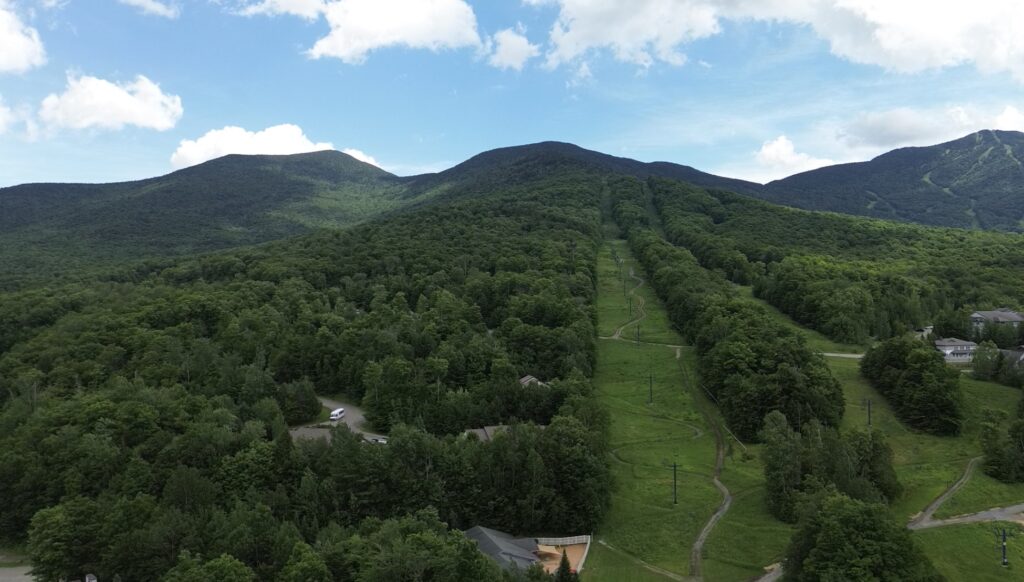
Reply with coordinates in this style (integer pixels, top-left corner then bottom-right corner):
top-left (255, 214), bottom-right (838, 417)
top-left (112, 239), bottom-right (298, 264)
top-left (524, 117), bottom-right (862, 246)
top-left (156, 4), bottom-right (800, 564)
top-left (1, 0), bottom-right (1024, 186)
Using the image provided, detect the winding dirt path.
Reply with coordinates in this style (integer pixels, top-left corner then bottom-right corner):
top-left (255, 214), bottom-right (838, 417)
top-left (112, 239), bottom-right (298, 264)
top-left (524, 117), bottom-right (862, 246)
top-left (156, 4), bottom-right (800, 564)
top-left (754, 455), bottom-right (1024, 580)
top-left (601, 245), bottom-right (732, 580)
top-left (604, 268), bottom-right (647, 341)
top-left (908, 456), bottom-right (1024, 530)
top-left (908, 457), bottom-right (981, 529)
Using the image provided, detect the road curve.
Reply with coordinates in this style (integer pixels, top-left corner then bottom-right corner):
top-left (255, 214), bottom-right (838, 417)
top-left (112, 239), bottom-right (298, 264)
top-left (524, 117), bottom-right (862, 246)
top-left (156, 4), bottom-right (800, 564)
top-left (288, 396), bottom-right (386, 442)
top-left (755, 455), bottom-right (1024, 580)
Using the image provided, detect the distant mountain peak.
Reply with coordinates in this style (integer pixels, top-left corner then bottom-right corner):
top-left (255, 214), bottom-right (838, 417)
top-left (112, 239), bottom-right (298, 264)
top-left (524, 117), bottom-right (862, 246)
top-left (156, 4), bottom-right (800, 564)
top-left (761, 130), bottom-right (1024, 231)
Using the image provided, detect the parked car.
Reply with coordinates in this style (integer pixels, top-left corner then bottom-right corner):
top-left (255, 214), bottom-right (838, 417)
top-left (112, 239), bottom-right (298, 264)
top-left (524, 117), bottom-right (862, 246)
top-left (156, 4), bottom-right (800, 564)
top-left (329, 408), bottom-right (345, 421)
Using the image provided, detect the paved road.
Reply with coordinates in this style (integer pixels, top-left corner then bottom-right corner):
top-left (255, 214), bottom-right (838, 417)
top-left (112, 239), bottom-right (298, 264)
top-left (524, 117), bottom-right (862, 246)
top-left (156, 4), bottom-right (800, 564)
top-left (288, 397), bottom-right (386, 442)
top-left (0, 566), bottom-right (30, 582)
top-left (756, 456), bottom-right (1024, 580)
top-left (821, 352), bottom-right (864, 359)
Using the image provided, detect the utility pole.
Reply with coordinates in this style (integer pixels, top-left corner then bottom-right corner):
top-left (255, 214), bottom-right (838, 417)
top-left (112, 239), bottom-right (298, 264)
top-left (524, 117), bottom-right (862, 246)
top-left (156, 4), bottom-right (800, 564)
top-left (995, 528), bottom-right (1010, 567)
top-left (862, 398), bottom-right (873, 427)
top-left (648, 370), bottom-right (653, 404)
top-left (673, 462), bottom-right (678, 505)
top-left (628, 296), bottom-right (633, 316)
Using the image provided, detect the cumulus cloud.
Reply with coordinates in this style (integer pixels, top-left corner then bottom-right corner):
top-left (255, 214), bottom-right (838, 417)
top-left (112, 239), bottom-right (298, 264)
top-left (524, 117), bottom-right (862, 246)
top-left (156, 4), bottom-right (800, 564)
top-left (754, 135), bottom-right (834, 179)
top-left (489, 26), bottom-right (541, 71)
top-left (39, 74), bottom-right (183, 131)
top-left (529, 1), bottom-right (1024, 80)
top-left (237, 0), bottom-right (325, 20)
top-left (0, 1), bottom-right (46, 73)
top-left (170, 124), bottom-right (334, 168)
top-left (309, 0), bottom-right (481, 64)
top-left (341, 147), bottom-right (381, 167)
top-left (839, 105), bottom-right (1024, 150)
top-left (118, 0), bottom-right (180, 19)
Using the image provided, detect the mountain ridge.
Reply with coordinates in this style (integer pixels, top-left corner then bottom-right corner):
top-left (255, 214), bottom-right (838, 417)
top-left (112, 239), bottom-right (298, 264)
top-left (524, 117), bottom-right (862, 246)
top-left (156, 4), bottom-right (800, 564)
top-left (762, 129), bottom-right (1024, 230)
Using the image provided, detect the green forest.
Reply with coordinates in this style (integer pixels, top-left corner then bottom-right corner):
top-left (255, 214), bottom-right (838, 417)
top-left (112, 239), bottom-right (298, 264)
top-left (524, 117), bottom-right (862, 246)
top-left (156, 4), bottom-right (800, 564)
top-left (0, 161), bottom-right (610, 581)
top-left (4, 144), bottom-right (1024, 581)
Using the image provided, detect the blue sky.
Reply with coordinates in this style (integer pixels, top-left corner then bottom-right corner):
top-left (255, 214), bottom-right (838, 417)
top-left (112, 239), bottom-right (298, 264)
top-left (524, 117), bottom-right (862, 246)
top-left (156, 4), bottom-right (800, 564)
top-left (1, 0), bottom-right (1024, 186)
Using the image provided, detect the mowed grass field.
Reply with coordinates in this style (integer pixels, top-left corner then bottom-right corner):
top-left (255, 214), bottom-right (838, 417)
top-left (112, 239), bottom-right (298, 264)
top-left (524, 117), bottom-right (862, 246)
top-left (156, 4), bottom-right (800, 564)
top-left (597, 240), bottom-right (681, 346)
top-left (586, 240), bottom-right (719, 581)
top-left (742, 286), bottom-right (1024, 577)
top-left (831, 358), bottom-right (1022, 520)
top-left (735, 285), bottom-right (866, 355)
top-left (591, 238), bottom-right (1024, 580)
top-left (587, 240), bottom-right (794, 582)
top-left (916, 522), bottom-right (1024, 581)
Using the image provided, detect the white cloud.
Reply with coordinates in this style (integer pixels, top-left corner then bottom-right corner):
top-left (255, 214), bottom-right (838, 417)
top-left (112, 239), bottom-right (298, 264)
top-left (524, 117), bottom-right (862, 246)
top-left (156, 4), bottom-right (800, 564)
top-left (531, 1), bottom-right (1024, 81)
top-left (716, 135), bottom-right (834, 183)
top-left (489, 26), bottom-right (540, 71)
top-left (753, 135), bottom-right (834, 180)
top-left (309, 0), bottom-right (481, 64)
top-left (838, 105), bottom-right (1024, 150)
top-left (237, 0), bottom-right (325, 20)
top-left (993, 106), bottom-right (1024, 132)
top-left (341, 147), bottom-right (380, 167)
top-left (118, 0), bottom-right (180, 19)
top-left (0, 1), bottom-right (46, 73)
top-left (540, 0), bottom-right (715, 68)
top-left (171, 124), bottom-right (334, 168)
top-left (0, 96), bottom-right (15, 134)
top-left (39, 74), bottom-right (183, 131)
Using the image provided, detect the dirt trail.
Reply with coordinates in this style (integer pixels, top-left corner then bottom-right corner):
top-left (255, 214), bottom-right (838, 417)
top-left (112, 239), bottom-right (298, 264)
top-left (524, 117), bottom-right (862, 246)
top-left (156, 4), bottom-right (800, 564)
top-left (755, 455), bottom-right (1024, 579)
top-left (908, 456), bottom-right (1024, 530)
top-left (602, 246), bottom-right (732, 580)
top-left (908, 457), bottom-right (981, 529)
top-left (606, 268), bottom-right (647, 340)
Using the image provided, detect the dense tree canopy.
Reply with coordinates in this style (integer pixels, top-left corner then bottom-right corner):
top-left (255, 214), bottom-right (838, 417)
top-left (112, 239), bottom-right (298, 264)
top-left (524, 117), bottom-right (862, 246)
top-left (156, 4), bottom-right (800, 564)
top-left (0, 164), bottom-right (612, 580)
top-left (860, 337), bottom-right (964, 435)
top-left (611, 178), bottom-right (843, 441)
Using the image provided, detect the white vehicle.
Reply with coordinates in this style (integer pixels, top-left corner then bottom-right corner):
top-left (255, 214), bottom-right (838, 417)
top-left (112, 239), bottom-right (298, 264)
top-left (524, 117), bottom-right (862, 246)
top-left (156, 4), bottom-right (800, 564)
top-left (329, 408), bottom-right (345, 421)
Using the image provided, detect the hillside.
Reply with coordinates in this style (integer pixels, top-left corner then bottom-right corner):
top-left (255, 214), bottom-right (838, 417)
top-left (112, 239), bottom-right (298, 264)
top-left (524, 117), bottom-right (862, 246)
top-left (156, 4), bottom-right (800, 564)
top-left (0, 151), bottom-right (406, 288)
top-left (0, 143), bottom-right (764, 289)
top-left (762, 130), bottom-right (1024, 230)
top-left (403, 141), bottom-right (764, 203)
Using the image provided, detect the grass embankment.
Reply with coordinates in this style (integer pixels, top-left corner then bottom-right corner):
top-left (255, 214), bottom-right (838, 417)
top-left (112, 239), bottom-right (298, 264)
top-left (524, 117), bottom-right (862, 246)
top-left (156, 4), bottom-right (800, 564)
top-left (831, 359), bottom-right (1022, 520)
top-left (743, 286), bottom-right (1024, 576)
top-left (585, 240), bottom-right (719, 581)
top-left (0, 546), bottom-right (28, 568)
top-left (736, 286), bottom-right (865, 354)
top-left (916, 522), bottom-right (1024, 580)
top-left (587, 241), bottom-right (793, 582)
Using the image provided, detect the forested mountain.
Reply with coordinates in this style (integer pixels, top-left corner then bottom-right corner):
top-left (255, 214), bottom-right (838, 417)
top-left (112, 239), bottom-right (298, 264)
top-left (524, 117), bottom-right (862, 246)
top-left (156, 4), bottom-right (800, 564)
top-left (0, 143), bottom-right (761, 291)
top-left (405, 141), bottom-right (764, 203)
top-left (0, 156), bottom-right (609, 581)
top-left (0, 151), bottom-right (408, 288)
top-left (7, 138), bottom-right (1024, 580)
top-left (762, 130), bottom-right (1024, 230)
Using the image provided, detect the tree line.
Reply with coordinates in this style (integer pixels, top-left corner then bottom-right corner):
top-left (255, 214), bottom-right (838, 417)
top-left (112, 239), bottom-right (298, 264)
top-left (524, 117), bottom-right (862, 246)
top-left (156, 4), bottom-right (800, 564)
top-left (0, 164), bottom-right (612, 580)
top-left (610, 178), bottom-right (843, 441)
top-left (859, 337), bottom-right (964, 435)
top-left (648, 177), bottom-right (1024, 346)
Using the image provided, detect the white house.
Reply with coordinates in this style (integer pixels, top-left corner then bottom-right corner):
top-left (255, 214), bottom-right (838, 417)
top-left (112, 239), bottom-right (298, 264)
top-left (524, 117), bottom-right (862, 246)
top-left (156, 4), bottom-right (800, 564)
top-left (934, 338), bottom-right (978, 363)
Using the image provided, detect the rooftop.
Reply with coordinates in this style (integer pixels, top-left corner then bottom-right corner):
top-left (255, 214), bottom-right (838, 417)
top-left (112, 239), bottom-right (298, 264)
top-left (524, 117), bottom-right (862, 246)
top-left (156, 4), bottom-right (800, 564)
top-left (971, 309), bottom-right (1024, 323)
top-left (935, 338), bottom-right (978, 347)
